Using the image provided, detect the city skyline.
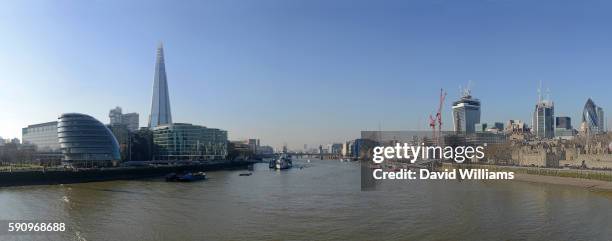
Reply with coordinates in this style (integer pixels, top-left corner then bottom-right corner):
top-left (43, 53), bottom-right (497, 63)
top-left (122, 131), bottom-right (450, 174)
top-left (1, 0), bottom-right (611, 149)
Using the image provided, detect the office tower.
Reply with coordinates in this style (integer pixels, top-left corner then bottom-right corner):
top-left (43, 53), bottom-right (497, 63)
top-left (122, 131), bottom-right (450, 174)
top-left (582, 98), bottom-right (604, 134)
top-left (533, 85), bottom-right (554, 139)
top-left (555, 117), bottom-right (571, 129)
top-left (452, 87), bottom-right (481, 134)
top-left (152, 123), bottom-right (228, 160)
top-left (109, 106), bottom-right (140, 132)
top-left (148, 43), bottom-right (173, 128)
top-left (109, 107), bottom-right (123, 125)
top-left (555, 116), bottom-right (574, 139)
top-left (533, 101), bottom-right (554, 139)
top-left (22, 121), bottom-right (60, 152)
top-left (122, 113), bottom-right (139, 132)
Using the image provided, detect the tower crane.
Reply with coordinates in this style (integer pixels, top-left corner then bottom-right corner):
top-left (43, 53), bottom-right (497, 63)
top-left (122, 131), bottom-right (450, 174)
top-left (429, 88), bottom-right (447, 145)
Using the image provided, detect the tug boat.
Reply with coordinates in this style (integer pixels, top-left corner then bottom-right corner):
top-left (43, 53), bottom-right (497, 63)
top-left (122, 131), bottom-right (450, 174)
top-left (165, 172), bottom-right (207, 182)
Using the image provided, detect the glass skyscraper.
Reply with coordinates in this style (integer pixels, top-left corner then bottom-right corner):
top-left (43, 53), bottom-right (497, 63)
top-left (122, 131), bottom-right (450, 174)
top-left (582, 98), bottom-right (605, 134)
top-left (452, 90), bottom-right (481, 134)
top-left (148, 43), bottom-right (173, 128)
top-left (533, 100), bottom-right (554, 139)
top-left (596, 106), bottom-right (604, 133)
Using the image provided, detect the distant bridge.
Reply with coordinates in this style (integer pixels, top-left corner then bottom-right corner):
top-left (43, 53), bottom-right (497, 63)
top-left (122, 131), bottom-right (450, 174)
top-left (275, 152), bottom-right (354, 160)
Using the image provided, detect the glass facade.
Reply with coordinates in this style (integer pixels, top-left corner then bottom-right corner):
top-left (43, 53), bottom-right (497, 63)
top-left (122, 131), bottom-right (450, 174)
top-left (452, 95), bottom-right (481, 134)
top-left (555, 116), bottom-right (571, 130)
top-left (582, 98), bottom-right (603, 134)
top-left (22, 121), bottom-right (60, 152)
top-left (533, 100), bottom-right (554, 139)
top-left (148, 43), bottom-right (173, 128)
top-left (58, 113), bottom-right (121, 167)
top-left (596, 107), bottom-right (604, 133)
top-left (152, 123), bottom-right (227, 160)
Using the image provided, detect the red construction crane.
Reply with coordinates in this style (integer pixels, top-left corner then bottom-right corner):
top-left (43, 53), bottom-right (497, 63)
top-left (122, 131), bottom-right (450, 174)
top-left (429, 88), bottom-right (446, 145)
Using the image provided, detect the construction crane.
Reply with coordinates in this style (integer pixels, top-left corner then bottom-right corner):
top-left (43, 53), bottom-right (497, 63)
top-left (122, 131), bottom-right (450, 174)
top-left (429, 88), bottom-right (447, 145)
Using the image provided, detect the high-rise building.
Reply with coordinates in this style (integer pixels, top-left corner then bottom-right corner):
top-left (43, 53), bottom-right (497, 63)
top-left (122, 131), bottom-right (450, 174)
top-left (452, 87), bottom-right (480, 134)
top-left (109, 106), bottom-right (139, 131)
top-left (556, 117), bottom-right (571, 130)
top-left (123, 113), bottom-right (139, 132)
top-left (532, 85), bottom-right (555, 139)
top-left (554, 117), bottom-right (574, 139)
top-left (596, 107), bottom-right (605, 133)
top-left (533, 100), bottom-right (554, 139)
top-left (109, 107), bottom-right (123, 125)
top-left (148, 43), bottom-right (173, 128)
top-left (582, 98), bottom-right (604, 134)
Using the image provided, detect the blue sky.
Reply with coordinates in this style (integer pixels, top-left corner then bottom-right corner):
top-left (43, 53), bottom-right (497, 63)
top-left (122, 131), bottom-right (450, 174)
top-left (0, 0), bottom-right (610, 149)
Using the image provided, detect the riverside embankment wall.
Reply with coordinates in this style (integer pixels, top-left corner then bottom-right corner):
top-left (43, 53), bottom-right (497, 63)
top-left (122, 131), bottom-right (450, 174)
top-left (0, 161), bottom-right (251, 187)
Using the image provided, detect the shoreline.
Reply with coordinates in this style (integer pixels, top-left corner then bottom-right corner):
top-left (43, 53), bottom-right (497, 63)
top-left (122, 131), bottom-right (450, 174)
top-left (513, 173), bottom-right (612, 192)
top-left (439, 163), bottom-right (612, 192)
top-left (0, 160), bottom-right (254, 188)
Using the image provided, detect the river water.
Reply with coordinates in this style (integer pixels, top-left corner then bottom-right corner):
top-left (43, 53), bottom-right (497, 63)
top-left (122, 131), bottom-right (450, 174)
top-left (1, 159), bottom-right (611, 241)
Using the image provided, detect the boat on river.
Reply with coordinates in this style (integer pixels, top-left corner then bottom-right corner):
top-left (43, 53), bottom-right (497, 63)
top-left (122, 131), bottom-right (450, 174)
top-left (165, 172), bottom-right (207, 182)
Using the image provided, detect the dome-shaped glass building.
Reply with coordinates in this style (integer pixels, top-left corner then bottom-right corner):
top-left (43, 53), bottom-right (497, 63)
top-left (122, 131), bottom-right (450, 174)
top-left (58, 113), bottom-right (120, 167)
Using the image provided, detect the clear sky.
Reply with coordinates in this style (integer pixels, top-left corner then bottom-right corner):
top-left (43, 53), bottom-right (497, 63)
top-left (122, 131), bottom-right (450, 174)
top-left (0, 0), bottom-right (610, 150)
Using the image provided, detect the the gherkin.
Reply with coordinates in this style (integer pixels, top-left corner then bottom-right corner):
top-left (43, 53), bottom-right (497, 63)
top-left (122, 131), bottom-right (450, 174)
top-left (582, 98), bottom-right (600, 132)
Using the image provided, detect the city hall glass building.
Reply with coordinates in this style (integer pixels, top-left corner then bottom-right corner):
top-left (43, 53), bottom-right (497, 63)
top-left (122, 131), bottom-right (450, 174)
top-left (58, 113), bottom-right (121, 167)
top-left (152, 123), bottom-right (227, 160)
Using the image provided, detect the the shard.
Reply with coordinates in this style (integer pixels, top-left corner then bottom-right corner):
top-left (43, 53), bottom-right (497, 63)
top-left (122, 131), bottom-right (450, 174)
top-left (148, 43), bottom-right (173, 128)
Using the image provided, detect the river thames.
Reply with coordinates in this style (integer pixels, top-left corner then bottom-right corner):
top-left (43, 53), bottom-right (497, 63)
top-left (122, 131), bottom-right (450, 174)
top-left (1, 159), bottom-right (611, 240)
